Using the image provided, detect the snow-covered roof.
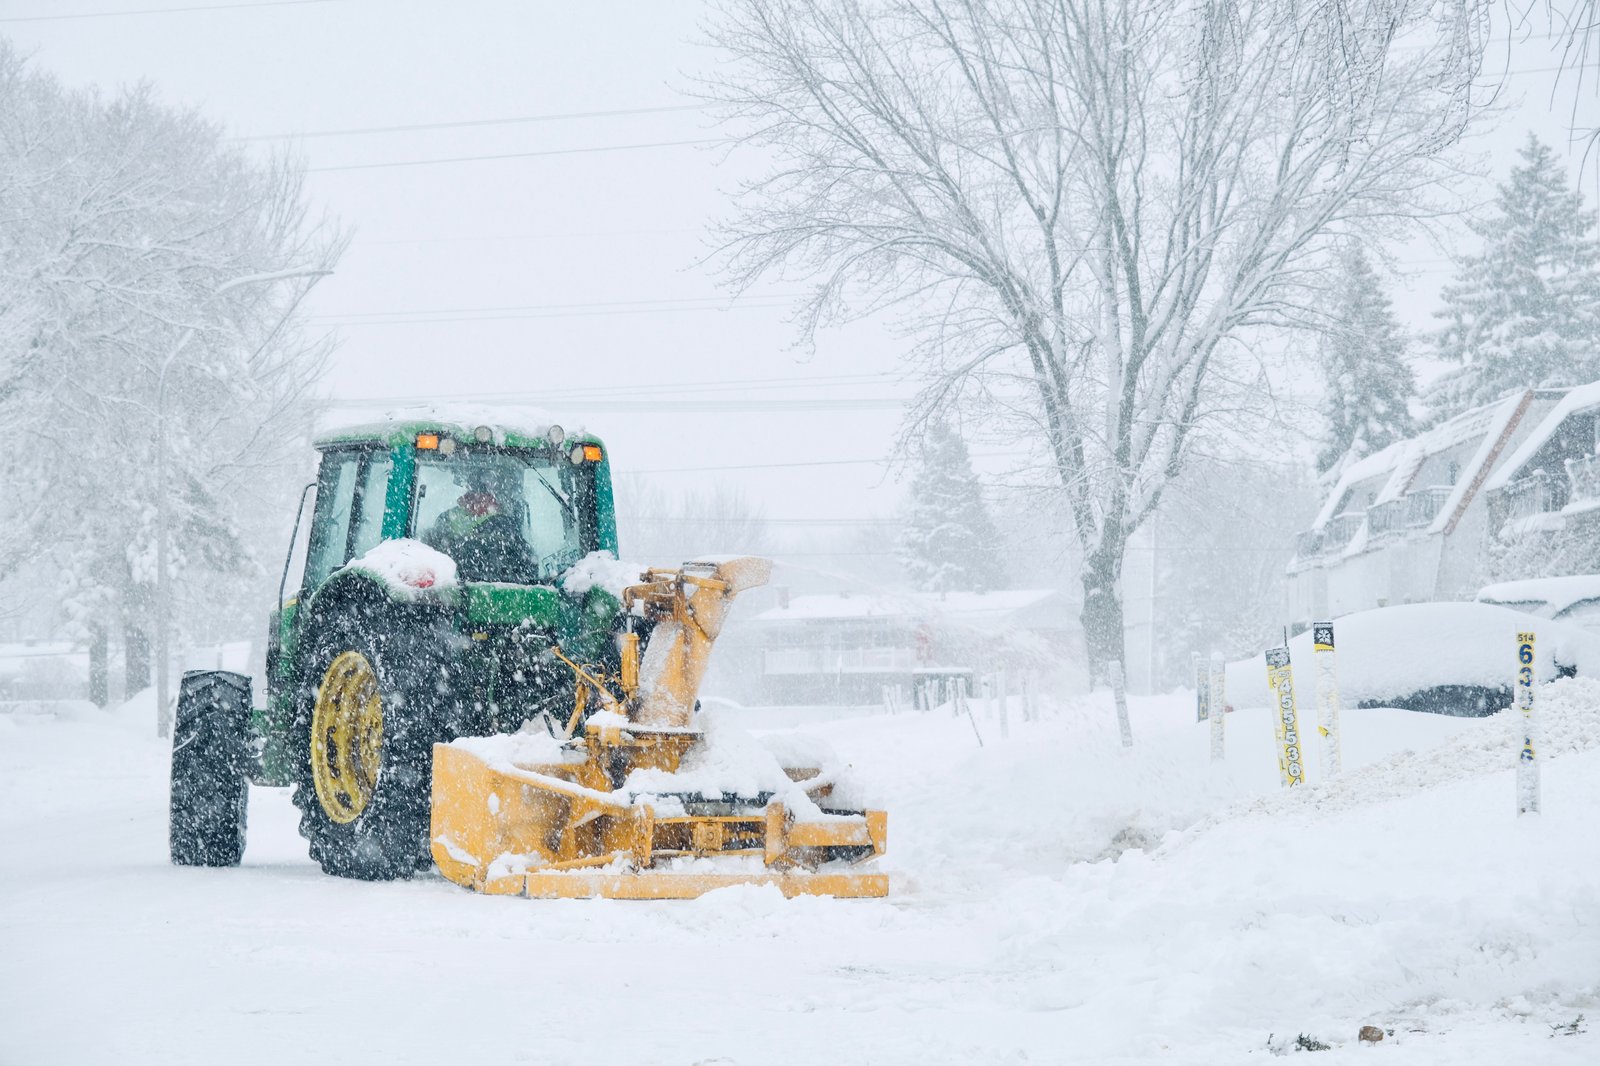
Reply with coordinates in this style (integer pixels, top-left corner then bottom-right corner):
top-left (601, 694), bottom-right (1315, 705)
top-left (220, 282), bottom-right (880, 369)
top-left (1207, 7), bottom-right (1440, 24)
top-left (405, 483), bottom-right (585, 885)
top-left (1310, 390), bottom-right (1529, 534)
top-left (314, 402), bottom-right (591, 449)
top-left (1422, 390), bottom-right (1530, 535)
top-left (1481, 380), bottom-right (1600, 492)
top-left (1312, 442), bottom-right (1405, 528)
top-left (1476, 574), bottom-right (1600, 617)
top-left (755, 589), bottom-right (1062, 626)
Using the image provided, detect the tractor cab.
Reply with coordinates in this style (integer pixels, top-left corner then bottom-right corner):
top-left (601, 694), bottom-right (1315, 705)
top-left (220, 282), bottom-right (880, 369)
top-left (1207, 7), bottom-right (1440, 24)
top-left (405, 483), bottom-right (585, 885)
top-left (299, 420), bottom-right (617, 595)
top-left (257, 419), bottom-right (622, 787)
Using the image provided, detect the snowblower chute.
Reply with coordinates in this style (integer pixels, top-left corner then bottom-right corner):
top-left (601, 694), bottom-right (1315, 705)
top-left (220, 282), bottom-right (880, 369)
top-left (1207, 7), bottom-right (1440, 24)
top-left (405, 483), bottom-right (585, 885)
top-left (428, 556), bottom-right (889, 899)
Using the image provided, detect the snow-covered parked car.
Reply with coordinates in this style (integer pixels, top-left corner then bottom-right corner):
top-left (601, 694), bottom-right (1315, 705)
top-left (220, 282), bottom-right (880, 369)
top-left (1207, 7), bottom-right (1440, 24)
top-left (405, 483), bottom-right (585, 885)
top-left (1476, 574), bottom-right (1600, 633)
top-left (1227, 602), bottom-right (1600, 717)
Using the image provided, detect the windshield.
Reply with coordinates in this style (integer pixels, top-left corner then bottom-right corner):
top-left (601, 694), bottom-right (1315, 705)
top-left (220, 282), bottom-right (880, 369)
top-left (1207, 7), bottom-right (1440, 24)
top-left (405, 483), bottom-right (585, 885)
top-left (413, 449), bottom-right (597, 583)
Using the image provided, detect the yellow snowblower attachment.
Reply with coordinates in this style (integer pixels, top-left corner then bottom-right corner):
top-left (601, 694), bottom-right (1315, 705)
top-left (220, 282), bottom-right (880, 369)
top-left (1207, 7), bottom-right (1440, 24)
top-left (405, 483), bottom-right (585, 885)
top-left (429, 557), bottom-right (889, 899)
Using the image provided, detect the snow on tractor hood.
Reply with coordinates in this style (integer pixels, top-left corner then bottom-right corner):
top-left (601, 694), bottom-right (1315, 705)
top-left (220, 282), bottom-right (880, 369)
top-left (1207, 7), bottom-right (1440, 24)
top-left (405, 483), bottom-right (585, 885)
top-left (1224, 602), bottom-right (1600, 709)
top-left (561, 550), bottom-right (647, 599)
top-left (337, 538), bottom-right (459, 601)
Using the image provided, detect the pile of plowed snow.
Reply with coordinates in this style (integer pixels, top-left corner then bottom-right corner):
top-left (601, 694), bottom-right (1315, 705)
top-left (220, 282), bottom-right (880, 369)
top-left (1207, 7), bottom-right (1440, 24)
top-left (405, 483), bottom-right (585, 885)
top-left (1231, 675), bottom-right (1600, 819)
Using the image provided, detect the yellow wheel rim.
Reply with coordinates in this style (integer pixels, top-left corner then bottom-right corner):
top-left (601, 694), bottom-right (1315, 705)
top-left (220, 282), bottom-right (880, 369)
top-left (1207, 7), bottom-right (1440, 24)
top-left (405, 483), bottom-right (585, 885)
top-left (311, 650), bottom-right (384, 824)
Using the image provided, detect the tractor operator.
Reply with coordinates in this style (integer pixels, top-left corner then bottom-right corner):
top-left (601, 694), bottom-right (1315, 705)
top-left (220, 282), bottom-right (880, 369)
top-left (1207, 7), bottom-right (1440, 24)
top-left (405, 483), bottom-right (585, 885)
top-left (423, 465), bottom-right (539, 583)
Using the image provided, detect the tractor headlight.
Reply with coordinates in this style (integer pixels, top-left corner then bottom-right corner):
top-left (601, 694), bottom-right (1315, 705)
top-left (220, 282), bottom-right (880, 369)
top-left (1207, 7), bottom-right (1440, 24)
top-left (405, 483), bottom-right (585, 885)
top-left (473, 425), bottom-right (493, 443)
top-left (546, 424), bottom-right (566, 446)
top-left (569, 443), bottom-right (586, 465)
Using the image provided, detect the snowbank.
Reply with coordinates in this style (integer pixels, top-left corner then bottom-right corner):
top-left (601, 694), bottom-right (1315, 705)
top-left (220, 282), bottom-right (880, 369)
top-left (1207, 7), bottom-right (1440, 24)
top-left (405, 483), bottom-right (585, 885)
top-left (1224, 602), bottom-right (1600, 709)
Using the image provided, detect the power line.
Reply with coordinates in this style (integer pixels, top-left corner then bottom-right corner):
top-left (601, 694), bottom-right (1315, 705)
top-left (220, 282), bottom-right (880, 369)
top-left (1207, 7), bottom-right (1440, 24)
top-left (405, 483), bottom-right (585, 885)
top-left (314, 302), bottom-right (797, 326)
top-left (623, 451), bottom-right (1009, 474)
top-left (298, 70), bottom-right (1564, 175)
top-left (621, 515), bottom-right (896, 526)
top-left (0, 0), bottom-right (335, 20)
top-left (307, 138), bottom-right (722, 174)
top-left (362, 227), bottom-right (700, 247)
top-left (237, 104), bottom-right (705, 142)
top-left (312, 294), bottom-right (808, 321)
top-left (329, 370), bottom-right (903, 406)
top-left (514, 397), bottom-right (909, 413)
top-left (627, 456), bottom-right (902, 474)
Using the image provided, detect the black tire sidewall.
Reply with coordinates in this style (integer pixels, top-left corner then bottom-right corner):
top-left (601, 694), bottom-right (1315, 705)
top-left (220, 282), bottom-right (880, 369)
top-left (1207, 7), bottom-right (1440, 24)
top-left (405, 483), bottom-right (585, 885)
top-left (169, 672), bottom-right (250, 867)
top-left (291, 597), bottom-right (453, 880)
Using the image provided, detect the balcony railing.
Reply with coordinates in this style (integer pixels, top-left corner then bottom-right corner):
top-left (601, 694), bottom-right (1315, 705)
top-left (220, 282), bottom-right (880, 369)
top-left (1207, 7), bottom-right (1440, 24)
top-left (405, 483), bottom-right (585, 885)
top-left (1322, 511), bottom-right (1365, 549)
top-left (1367, 498), bottom-right (1406, 537)
top-left (1567, 453), bottom-right (1600, 505)
top-left (1368, 486), bottom-right (1453, 539)
top-left (1404, 485), bottom-right (1453, 527)
top-left (1501, 470), bottom-right (1569, 521)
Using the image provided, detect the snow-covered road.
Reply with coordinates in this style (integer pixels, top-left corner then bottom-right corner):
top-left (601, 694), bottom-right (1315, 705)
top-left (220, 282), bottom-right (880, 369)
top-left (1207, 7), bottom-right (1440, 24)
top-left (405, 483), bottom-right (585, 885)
top-left (3, 688), bottom-right (1597, 1064)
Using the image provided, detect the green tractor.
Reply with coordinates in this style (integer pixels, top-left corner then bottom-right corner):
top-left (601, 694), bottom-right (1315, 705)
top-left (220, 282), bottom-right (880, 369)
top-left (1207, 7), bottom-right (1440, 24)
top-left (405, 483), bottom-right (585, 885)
top-left (169, 418), bottom-right (630, 880)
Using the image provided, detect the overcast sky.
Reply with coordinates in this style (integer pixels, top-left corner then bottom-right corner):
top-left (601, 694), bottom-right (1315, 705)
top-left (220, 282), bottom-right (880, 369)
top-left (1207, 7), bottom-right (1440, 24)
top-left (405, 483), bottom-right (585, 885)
top-left (3, 0), bottom-right (1595, 539)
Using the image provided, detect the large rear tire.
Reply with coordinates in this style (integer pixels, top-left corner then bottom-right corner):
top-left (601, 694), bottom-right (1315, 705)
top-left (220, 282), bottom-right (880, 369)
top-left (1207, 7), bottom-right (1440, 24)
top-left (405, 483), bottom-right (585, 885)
top-left (169, 671), bottom-right (251, 867)
top-left (290, 600), bottom-right (454, 880)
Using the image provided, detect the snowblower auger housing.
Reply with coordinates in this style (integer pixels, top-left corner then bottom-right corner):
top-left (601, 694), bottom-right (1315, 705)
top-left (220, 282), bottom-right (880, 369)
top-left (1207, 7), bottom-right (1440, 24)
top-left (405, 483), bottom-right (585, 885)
top-left (429, 557), bottom-right (889, 899)
top-left (168, 417), bottom-right (888, 898)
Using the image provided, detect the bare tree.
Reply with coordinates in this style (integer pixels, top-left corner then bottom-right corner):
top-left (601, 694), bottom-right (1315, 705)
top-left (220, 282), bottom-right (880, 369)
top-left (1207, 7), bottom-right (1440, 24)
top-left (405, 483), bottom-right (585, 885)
top-left (615, 476), bottom-right (775, 563)
top-left (703, 0), bottom-right (1486, 669)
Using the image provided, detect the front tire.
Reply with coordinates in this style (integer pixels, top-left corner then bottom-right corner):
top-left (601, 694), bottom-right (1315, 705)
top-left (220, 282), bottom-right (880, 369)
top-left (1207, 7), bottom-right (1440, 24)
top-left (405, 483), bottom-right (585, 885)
top-left (291, 601), bottom-right (454, 880)
top-left (169, 671), bottom-right (251, 867)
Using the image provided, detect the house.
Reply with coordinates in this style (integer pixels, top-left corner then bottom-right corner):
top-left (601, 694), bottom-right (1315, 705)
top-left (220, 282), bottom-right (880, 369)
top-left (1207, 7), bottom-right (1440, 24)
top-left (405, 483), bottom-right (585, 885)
top-left (1286, 388), bottom-right (1565, 625)
top-left (1479, 380), bottom-right (1600, 572)
top-left (750, 589), bottom-right (1070, 705)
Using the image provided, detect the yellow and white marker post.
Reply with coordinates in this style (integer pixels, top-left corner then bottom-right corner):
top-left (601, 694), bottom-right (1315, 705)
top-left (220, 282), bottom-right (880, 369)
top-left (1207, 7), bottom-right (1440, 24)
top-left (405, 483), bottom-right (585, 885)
top-left (1311, 621), bottom-right (1343, 779)
top-left (1516, 630), bottom-right (1539, 815)
top-left (1208, 651), bottom-right (1226, 760)
top-left (1265, 645), bottom-right (1306, 788)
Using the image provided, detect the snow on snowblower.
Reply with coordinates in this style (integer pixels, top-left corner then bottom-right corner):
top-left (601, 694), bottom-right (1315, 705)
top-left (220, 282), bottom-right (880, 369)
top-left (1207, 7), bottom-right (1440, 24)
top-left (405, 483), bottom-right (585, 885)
top-left (166, 417), bottom-right (887, 898)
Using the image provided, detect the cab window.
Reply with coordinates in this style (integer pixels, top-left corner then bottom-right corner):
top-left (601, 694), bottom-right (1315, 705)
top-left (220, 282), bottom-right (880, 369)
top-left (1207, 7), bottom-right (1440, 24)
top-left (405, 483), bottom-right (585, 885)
top-left (413, 450), bottom-right (595, 583)
top-left (348, 453), bottom-right (395, 560)
top-left (303, 453), bottom-right (359, 590)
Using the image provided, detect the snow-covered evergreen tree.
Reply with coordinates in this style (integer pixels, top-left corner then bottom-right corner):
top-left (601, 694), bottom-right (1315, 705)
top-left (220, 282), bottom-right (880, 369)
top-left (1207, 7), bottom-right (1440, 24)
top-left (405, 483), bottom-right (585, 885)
top-left (898, 423), bottom-right (1004, 593)
top-left (1428, 134), bottom-right (1600, 419)
top-left (1315, 248), bottom-right (1417, 477)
